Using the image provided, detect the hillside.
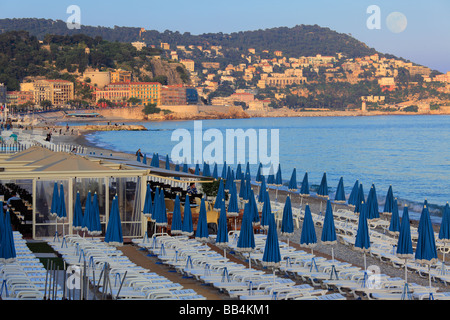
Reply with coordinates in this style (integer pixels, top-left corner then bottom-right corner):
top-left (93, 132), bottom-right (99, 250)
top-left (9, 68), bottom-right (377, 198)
top-left (0, 31), bottom-right (190, 94)
top-left (0, 18), bottom-right (381, 59)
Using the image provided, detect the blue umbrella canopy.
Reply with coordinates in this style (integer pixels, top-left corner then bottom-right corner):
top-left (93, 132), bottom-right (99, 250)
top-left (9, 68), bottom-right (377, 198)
top-left (415, 205), bottom-right (438, 264)
top-left (225, 167), bottom-right (234, 192)
top-left (181, 194), bottom-right (194, 236)
top-left (171, 194), bottom-right (183, 235)
top-left (366, 184), bottom-right (380, 220)
top-left (150, 188), bottom-right (160, 223)
top-left (260, 190), bottom-right (272, 230)
top-left (165, 154), bottom-right (171, 170)
top-left (89, 192), bottom-right (102, 236)
top-left (354, 184), bottom-right (365, 214)
top-left (182, 162), bottom-right (189, 173)
top-left (288, 168), bottom-right (298, 192)
top-left (348, 179), bottom-right (359, 207)
top-left (203, 162), bottom-right (211, 177)
top-left (262, 214), bottom-right (281, 268)
top-left (383, 185), bottom-right (395, 215)
top-left (195, 197), bottom-right (209, 241)
top-left (388, 198), bottom-right (401, 235)
top-left (227, 180), bottom-right (239, 217)
top-left (215, 200), bottom-right (228, 246)
top-left (236, 201), bottom-right (255, 253)
top-left (248, 189), bottom-right (260, 227)
top-left (50, 182), bottom-right (59, 217)
top-left (0, 209), bottom-right (16, 263)
top-left (105, 196), bottom-right (123, 246)
top-left (354, 202), bottom-right (371, 253)
top-left (396, 205), bottom-right (414, 259)
top-left (235, 163), bottom-right (243, 181)
top-left (275, 163), bottom-right (283, 187)
top-left (212, 163), bottom-right (219, 180)
top-left (317, 172), bottom-right (329, 198)
top-left (300, 205), bottom-right (317, 248)
top-left (194, 163), bottom-right (201, 175)
top-left (258, 176), bottom-right (267, 204)
top-left (151, 153), bottom-right (160, 167)
top-left (267, 165), bottom-right (275, 186)
top-left (143, 154), bottom-right (147, 165)
top-left (244, 162), bottom-right (251, 181)
top-left (221, 161), bottom-right (227, 180)
top-left (175, 163), bottom-right (180, 172)
top-left (300, 172), bottom-right (310, 196)
top-left (255, 163), bottom-right (263, 183)
top-left (136, 152), bottom-right (141, 162)
top-left (334, 177), bottom-right (346, 203)
top-left (82, 191), bottom-right (92, 232)
top-left (143, 184), bottom-right (153, 218)
top-left (281, 195), bottom-right (294, 237)
top-left (214, 179), bottom-right (225, 211)
top-left (73, 191), bottom-right (84, 231)
top-left (439, 202), bottom-right (450, 243)
top-left (239, 176), bottom-right (248, 202)
top-left (321, 200), bottom-right (337, 245)
top-left (155, 189), bottom-right (168, 227)
top-left (57, 184), bottom-right (67, 220)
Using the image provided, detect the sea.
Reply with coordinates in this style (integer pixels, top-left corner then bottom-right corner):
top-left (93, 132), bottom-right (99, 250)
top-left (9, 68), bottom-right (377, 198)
top-left (75, 115), bottom-right (450, 224)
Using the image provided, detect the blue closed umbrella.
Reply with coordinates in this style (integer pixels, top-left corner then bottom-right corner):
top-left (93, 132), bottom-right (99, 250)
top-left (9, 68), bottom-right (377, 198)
top-left (281, 195), bottom-right (294, 238)
top-left (258, 176), bottom-right (267, 204)
top-left (203, 162), bottom-right (211, 177)
top-left (136, 152), bottom-right (141, 162)
top-left (105, 196), bottom-right (123, 246)
top-left (274, 163), bottom-right (283, 200)
top-left (267, 165), bottom-right (275, 186)
top-left (235, 163), bottom-right (243, 181)
top-left (0, 209), bottom-right (16, 263)
top-left (195, 197), bottom-right (209, 242)
top-left (89, 192), bottom-right (102, 236)
top-left (171, 194), bottom-right (183, 235)
top-left (50, 182), bottom-right (59, 217)
top-left (397, 205), bottom-right (414, 285)
top-left (212, 163), bottom-right (218, 180)
top-left (300, 205), bottom-right (317, 250)
top-left (439, 202), bottom-right (450, 243)
top-left (255, 163), bottom-right (263, 183)
top-left (366, 184), bottom-right (380, 220)
top-left (300, 172), bottom-right (310, 196)
top-left (288, 168), bottom-right (298, 192)
top-left (383, 185), bottom-right (395, 215)
top-left (260, 190), bottom-right (272, 231)
top-left (248, 189), bottom-right (260, 227)
top-left (82, 191), bottom-right (92, 232)
top-left (244, 162), bottom-right (251, 181)
top-left (225, 167), bottom-right (234, 192)
top-left (317, 172), bottom-right (329, 198)
top-left (415, 204), bottom-right (438, 290)
top-left (155, 189), bottom-right (168, 227)
top-left (236, 201), bottom-right (256, 268)
top-left (348, 179), bottom-right (359, 207)
top-left (73, 191), bottom-right (83, 231)
top-left (239, 176), bottom-right (248, 202)
top-left (194, 163), bottom-right (200, 175)
top-left (182, 162), bottom-right (189, 173)
top-left (150, 188), bottom-right (160, 223)
top-left (181, 194), bottom-right (194, 236)
top-left (227, 180), bottom-right (239, 218)
top-left (388, 198), bottom-right (400, 235)
top-left (262, 214), bottom-right (281, 268)
top-left (334, 177), bottom-right (346, 203)
top-left (321, 200), bottom-right (337, 261)
top-left (165, 154), bottom-right (171, 170)
top-left (221, 162), bottom-right (227, 180)
top-left (57, 184), bottom-right (67, 220)
top-left (354, 184), bottom-right (365, 214)
top-left (215, 200), bottom-right (228, 247)
top-left (214, 179), bottom-right (225, 211)
top-left (143, 154), bottom-right (147, 165)
top-left (354, 201), bottom-right (371, 270)
top-left (143, 184), bottom-right (153, 218)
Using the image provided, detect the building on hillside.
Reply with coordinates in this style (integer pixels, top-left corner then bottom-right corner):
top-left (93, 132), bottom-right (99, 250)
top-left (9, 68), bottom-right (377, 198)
top-left (160, 43), bottom-right (170, 50)
top-left (433, 71), bottom-right (450, 83)
top-left (130, 82), bottom-right (161, 105)
top-left (201, 62), bottom-right (221, 69)
top-left (265, 72), bottom-right (307, 87)
top-left (230, 92), bottom-right (255, 103)
top-left (24, 80), bottom-right (74, 107)
top-left (6, 91), bottom-right (34, 106)
top-left (82, 69), bottom-right (111, 89)
top-left (274, 51), bottom-right (283, 57)
top-left (378, 77), bottom-right (396, 92)
top-left (0, 84), bottom-right (6, 104)
top-left (180, 59), bottom-right (195, 72)
top-left (110, 69), bottom-right (132, 84)
top-left (408, 65), bottom-right (431, 77)
top-left (95, 82), bottom-right (131, 104)
top-left (131, 41), bottom-right (147, 51)
top-left (160, 85), bottom-right (187, 105)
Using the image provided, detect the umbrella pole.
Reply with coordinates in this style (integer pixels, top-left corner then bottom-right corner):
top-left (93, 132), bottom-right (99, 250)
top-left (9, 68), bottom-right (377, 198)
top-left (331, 247), bottom-right (334, 262)
top-left (429, 264), bottom-right (432, 290)
top-left (364, 253), bottom-right (367, 271)
top-left (404, 259), bottom-right (408, 283)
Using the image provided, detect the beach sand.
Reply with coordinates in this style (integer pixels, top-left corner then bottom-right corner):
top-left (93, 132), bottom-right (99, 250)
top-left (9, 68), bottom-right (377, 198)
top-left (47, 124), bottom-right (450, 299)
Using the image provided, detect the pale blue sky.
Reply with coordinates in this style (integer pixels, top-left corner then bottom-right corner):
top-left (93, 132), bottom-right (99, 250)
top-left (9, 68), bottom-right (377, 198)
top-left (1, 0), bottom-right (449, 72)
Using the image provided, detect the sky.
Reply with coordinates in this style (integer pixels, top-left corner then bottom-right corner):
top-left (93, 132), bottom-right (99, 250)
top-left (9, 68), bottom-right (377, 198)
top-left (0, 0), bottom-right (449, 72)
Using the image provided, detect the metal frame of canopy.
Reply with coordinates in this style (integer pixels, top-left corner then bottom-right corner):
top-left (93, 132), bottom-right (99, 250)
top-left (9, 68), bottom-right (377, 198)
top-left (0, 147), bottom-right (213, 240)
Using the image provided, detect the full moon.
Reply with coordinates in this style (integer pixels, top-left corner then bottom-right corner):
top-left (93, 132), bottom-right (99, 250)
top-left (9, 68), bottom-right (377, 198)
top-left (386, 12), bottom-right (408, 33)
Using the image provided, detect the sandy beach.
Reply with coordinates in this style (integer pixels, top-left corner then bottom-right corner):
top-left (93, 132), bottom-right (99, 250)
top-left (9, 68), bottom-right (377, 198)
top-left (44, 120), bottom-right (450, 298)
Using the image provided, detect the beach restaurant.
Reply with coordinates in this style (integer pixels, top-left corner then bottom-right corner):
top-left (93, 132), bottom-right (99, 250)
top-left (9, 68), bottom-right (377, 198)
top-left (0, 146), bottom-right (210, 240)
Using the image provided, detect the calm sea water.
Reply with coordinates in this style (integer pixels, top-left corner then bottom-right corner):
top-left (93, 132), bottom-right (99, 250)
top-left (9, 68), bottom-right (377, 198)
top-left (81, 115), bottom-right (450, 223)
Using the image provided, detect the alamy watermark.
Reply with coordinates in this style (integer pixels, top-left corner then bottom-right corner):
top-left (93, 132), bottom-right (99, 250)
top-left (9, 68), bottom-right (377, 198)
top-left (366, 5), bottom-right (407, 33)
top-left (171, 121), bottom-right (279, 175)
top-left (66, 5), bottom-right (81, 30)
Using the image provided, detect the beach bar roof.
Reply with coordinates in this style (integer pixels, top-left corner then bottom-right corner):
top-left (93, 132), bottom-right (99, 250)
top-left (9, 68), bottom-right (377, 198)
top-left (0, 146), bottom-right (212, 240)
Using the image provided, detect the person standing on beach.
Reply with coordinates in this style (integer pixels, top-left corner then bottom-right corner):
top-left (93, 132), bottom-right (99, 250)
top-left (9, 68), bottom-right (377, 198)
top-left (136, 149), bottom-right (143, 157)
